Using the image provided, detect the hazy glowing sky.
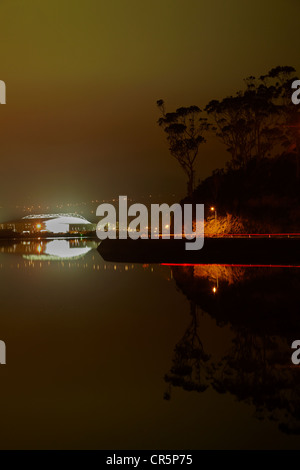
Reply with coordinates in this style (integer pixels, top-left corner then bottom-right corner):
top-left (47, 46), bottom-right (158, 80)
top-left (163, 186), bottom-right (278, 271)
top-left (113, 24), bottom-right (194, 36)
top-left (0, 0), bottom-right (299, 212)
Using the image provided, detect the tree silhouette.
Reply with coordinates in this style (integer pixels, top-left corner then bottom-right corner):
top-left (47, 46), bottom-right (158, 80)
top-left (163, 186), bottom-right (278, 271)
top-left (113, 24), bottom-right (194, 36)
top-left (205, 65), bottom-right (298, 170)
top-left (271, 66), bottom-right (300, 180)
top-left (157, 100), bottom-right (211, 198)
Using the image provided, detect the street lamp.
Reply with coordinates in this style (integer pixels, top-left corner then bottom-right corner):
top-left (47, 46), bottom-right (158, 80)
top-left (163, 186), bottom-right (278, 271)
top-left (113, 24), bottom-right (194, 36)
top-left (210, 206), bottom-right (217, 220)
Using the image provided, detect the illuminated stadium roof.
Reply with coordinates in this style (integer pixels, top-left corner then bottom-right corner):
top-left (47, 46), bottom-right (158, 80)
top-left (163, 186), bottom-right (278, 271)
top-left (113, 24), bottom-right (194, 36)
top-left (22, 213), bottom-right (94, 234)
top-left (22, 213), bottom-right (90, 221)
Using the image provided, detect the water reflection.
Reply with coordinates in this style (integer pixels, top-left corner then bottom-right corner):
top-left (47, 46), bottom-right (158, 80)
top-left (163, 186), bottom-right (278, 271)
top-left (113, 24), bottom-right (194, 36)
top-left (0, 239), bottom-right (97, 261)
top-left (164, 301), bottom-right (211, 399)
top-left (0, 240), bottom-right (169, 278)
top-left (0, 241), bottom-right (300, 446)
top-left (168, 264), bottom-right (300, 435)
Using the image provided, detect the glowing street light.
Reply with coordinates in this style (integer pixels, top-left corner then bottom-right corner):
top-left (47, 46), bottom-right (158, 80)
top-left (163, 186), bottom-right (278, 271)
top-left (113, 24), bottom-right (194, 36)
top-left (210, 206), bottom-right (217, 220)
top-left (36, 223), bottom-right (41, 230)
top-left (212, 286), bottom-right (217, 294)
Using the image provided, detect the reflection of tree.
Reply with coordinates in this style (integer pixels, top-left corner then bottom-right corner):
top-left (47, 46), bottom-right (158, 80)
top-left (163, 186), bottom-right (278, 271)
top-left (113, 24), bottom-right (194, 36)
top-left (166, 264), bottom-right (300, 434)
top-left (164, 301), bottom-right (210, 400)
top-left (212, 330), bottom-right (284, 401)
top-left (211, 330), bottom-right (300, 435)
top-left (172, 264), bottom-right (300, 335)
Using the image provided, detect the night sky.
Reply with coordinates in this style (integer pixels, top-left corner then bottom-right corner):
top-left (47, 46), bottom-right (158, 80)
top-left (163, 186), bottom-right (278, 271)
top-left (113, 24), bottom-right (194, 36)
top-left (0, 0), bottom-right (299, 216)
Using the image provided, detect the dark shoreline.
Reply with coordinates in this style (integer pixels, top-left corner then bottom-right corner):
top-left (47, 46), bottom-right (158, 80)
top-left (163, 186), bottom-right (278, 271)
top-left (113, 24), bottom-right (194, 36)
top-left (98, 238), bottom-right (300, 265)
top-left (0, 234), bottom-right (98, 242)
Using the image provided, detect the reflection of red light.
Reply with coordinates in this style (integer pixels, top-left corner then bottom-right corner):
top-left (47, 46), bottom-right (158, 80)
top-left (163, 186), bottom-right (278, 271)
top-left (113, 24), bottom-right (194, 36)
top-left (205, 233), bottom-right (300, 237)
top-left (161, 263), bottom-right (300, 268)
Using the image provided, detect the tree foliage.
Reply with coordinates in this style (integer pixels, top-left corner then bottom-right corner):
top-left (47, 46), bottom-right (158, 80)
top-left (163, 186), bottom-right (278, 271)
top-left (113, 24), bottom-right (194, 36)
top-left (157, 65), bottom-right (300, 198)
top-left (206, 66), bottom-right (299, 170)
top-left (157, 100), bottom-right (211, 197)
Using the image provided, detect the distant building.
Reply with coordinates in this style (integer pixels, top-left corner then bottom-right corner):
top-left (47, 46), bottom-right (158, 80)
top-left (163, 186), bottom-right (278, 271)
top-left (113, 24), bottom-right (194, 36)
top-left (0, 213), bottom-right (96, 235)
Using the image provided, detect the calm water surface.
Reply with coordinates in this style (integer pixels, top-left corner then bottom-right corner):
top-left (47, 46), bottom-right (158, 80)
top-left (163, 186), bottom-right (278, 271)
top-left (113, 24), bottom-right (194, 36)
top-left (0, 239), bottom-right (299, 449)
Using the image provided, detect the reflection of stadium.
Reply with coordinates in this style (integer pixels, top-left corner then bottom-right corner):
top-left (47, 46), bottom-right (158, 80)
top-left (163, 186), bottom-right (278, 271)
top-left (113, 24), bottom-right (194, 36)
top-left (0, 213), bottom-right (96, 234)
top-left (0, 239), bottom-right (98, 261)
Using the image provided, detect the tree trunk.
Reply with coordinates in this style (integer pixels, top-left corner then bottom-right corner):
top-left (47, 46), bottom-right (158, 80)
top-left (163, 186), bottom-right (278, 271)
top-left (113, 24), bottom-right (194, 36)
top-left (187, 168), bottom-right (195, 198)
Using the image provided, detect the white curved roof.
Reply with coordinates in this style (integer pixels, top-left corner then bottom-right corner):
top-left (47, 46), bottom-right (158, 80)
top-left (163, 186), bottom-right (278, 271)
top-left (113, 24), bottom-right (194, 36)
top-left (47, 215), bottom-right (92, 225)
top-left (22, 213), bottom-right (91, 224)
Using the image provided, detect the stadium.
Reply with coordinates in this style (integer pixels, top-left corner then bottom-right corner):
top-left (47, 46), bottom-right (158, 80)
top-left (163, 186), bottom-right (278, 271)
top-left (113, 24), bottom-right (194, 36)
top-left (0, 213), bottom-right (96, 235)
